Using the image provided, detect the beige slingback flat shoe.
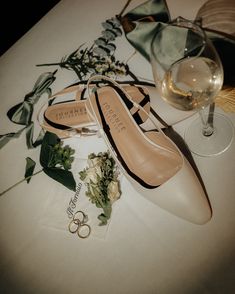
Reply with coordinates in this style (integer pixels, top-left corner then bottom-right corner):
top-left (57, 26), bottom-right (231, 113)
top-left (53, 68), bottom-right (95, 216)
top-left (86, 75), bottom-right (212, 225)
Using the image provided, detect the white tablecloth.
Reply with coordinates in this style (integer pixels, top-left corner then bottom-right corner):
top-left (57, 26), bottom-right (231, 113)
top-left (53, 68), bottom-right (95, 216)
top-left (0, 0), bottom-right (235, 293)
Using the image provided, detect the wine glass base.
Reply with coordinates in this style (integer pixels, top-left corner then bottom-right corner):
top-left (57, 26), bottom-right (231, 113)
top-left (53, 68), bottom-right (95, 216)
top-left (184, 113), bottom-right (234, 157)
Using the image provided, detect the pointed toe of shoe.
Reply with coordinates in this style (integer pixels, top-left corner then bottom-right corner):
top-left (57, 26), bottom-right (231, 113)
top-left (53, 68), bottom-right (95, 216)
top-left (136, 158), bottom-right (212, 225)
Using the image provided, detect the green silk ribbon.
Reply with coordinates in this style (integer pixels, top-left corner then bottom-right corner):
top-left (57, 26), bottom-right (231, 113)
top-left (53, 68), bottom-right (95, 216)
top-left (120, 0), bottom-right (235, 85)
top-left (120, 0), bottom-right (170, 61)
top-left (0, 70), bottom-right (57, 149)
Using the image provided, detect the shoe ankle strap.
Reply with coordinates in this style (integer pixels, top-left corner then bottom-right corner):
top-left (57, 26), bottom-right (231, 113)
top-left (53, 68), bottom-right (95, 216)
top-left (87, 75), bottom-right (167, 133)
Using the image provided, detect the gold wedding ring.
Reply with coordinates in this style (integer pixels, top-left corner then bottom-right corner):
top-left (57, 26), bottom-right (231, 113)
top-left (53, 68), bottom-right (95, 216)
top-left (77, 223), bottom-right (91, 239)
top-left (68, 210), bottom-right (91, 239)
top-left (68, 219), bottom-right (81, 234)
top-left (73, 210), bottom-right (88, 224)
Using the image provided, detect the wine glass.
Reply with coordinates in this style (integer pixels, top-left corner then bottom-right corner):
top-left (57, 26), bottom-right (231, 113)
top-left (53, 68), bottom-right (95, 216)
top-left (150, 17), bottom-right (234, 156)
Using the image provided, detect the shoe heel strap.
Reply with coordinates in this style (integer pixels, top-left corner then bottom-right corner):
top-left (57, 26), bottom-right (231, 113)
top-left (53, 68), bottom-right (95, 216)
top-left (87, 75), bottom-right (163, 133)
top-left (37, 84), bottom-right (97, 137)
top-left (87, 75), bottom-right (178, 155)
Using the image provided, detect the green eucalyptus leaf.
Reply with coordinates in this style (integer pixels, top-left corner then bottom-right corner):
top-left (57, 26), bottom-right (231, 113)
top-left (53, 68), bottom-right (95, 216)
top-left (105, 43), bottom-right (116, 52)
top-left (102, 21), bottom-right (113, 30)
top-left (109, 17), bottom-right (121, 28)
top-left (94, 38), bottom-right (107, 46)
top-left (113, 27), bottom-right (122, 37)
top-left (93, 46), bottom-right (109, 57)
top-left (102, 29), bottom-right (116, 41)
top-left (25, 157), bottom-right (36, 183)
top-left (43, 167), bottom-right (76, 191)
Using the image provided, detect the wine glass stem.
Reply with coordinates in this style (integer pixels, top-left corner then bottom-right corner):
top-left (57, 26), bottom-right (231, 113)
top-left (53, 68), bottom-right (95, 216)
top-left (199, 107), bottom-right (214, 137)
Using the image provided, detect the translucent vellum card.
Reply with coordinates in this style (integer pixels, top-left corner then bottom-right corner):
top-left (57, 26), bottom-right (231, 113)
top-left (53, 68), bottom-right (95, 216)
top-left (39, 136), bottom-right (121, 239)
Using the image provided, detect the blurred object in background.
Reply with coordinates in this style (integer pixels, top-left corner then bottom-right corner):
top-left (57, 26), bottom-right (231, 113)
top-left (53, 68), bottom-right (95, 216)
top-left (196, 0), bottom-right (235, 86)
top-left (197, 0), bottom-right (235, 37)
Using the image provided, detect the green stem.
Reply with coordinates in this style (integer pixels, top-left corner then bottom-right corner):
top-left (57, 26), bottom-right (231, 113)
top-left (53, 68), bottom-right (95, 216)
top-left (36, 63), bottom-right (62, 67)
top-left (0, 169), bottom-right (43, 197)
top-left (118, 0), bottom-right (132, 18)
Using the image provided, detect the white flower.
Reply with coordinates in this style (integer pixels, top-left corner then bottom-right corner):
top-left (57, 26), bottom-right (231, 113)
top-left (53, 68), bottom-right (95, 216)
top-left (84, 166), bottom-right (102, 184)
top-left (88, 157), bottom-right (102, 168)
top-left (107, 180), bottom-right (120, 204)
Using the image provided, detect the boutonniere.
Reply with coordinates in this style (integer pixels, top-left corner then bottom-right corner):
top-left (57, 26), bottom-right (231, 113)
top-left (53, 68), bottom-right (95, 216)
top-left (79, 151), bottom-right (121, 225)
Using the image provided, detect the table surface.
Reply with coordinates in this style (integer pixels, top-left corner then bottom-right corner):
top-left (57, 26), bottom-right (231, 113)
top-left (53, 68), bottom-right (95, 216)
top-left (0, 1), bottom-right (235, 293)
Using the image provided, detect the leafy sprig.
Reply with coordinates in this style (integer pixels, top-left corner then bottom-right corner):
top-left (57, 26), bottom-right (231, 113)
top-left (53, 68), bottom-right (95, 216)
top-left (39, 132), bottom-right (76, 191)
top-left (36, 16), bottom-right (137, 81)
top-left (0, 132), bottom-right (76, 196)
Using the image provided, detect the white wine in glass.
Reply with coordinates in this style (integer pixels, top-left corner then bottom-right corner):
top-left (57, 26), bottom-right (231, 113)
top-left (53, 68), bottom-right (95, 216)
top-left (151, 17), bottom-right (234, 156)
